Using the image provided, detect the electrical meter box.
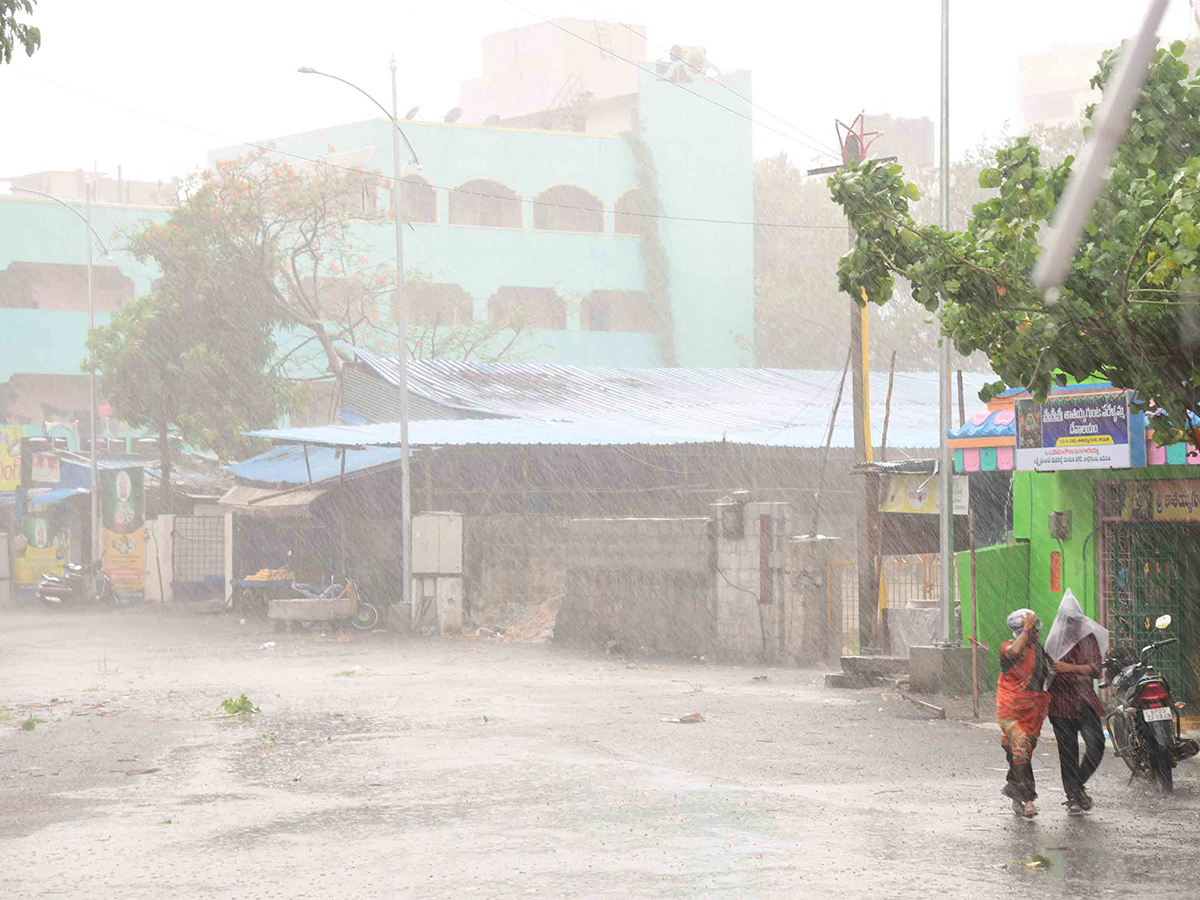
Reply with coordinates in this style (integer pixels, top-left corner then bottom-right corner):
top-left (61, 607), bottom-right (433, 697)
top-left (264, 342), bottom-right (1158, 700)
top-left (412, 512), bottom-right (463, 575)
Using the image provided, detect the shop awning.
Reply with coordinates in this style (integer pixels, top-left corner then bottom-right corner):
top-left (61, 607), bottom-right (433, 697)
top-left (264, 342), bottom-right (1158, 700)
top-left (217, 485), bottom-right (325, 518)
top-left (27, 486), bottom-right (90, 508)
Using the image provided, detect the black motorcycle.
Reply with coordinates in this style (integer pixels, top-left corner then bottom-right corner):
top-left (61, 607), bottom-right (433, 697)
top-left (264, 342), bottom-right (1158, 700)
top-left (1102, 615), bottom-right (1199, 792)
top-left (36, 559), bottom-right (118, 610)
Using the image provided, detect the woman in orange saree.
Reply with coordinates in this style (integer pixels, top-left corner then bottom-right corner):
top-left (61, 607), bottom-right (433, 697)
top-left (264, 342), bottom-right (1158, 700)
top-left (997, 608), bottom-right (1051, 818)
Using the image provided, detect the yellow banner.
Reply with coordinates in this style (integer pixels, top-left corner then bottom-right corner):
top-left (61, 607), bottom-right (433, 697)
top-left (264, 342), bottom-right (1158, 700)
top-left (103, 526), bottom-right (146, 592)
top-left (0, 425), bottom-right (22, 492)
top-left (881, 473), bottom-right (969, 516)
top-left (1121, 480), bottom-right (1200, 522)
top-left (13, 517), bottom-right (68, 585)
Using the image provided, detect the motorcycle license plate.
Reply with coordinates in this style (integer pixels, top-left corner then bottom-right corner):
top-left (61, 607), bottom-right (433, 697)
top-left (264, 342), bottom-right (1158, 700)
top-left (1143, 706), bottom-right (1173, 722)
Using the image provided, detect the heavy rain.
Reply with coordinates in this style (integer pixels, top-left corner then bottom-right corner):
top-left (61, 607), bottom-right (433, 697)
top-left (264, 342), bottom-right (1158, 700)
top-left (3, 1), bottom-right (1200, 897)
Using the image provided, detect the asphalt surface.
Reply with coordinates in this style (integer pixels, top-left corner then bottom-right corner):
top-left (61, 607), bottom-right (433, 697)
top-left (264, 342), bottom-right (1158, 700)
top-left (2, 606), bottom-right (1198, 899)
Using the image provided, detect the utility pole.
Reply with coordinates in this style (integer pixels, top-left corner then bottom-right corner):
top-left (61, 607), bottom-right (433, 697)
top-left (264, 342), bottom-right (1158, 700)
top-left (810, 115), bottom-right (892, 653)
top-left (849, 294), bottom-right (877, 651)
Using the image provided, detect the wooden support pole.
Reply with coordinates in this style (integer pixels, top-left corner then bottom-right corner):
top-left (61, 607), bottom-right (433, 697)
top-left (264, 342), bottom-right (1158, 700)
top-left (969, 505), bottom-right (980, 720)
top-left (424, 451), bottom-right (434, 511)
top-left (880, 350), bottom-right (896, 463)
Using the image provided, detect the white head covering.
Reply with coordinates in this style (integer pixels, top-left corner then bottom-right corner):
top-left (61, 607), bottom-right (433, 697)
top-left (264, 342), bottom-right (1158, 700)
top-left (1006, 608), bottom-right (1040, 635)
top-left (1043, 589), bottom-right (1109, 661)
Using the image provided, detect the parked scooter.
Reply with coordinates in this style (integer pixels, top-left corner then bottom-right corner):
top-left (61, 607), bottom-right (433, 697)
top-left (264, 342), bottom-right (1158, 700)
top-left (36, 559), bottom-right (118, 610)
top-left (1102, 614), bottom-right (1199, 792)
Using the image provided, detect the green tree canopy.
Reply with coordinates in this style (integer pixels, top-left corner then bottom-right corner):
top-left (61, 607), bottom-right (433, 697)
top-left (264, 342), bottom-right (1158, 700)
top-left (829, 41), bottom-right (1200, 444)
top-left (87, 289), bottom-right (292, 508)
top-left (1, 0), bottom-right (39, 64)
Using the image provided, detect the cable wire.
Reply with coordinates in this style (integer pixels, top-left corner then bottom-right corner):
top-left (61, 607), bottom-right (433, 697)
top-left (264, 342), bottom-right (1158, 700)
top-left (9, 69), bottom-right (850, 233)
top-left (556, 0), bottom-right (844, 159)
top-left (496, 0), bottom-right (841, 163)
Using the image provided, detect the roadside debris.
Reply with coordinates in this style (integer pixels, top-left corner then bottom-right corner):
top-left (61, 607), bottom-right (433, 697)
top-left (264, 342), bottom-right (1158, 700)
top-left (260, 642), bottom-right (276, 650)
top-left (220, 695), bottom-right (260, 715)
top-left (125, 767), bottom-right (161, 776)
top-left (899, 693), bottom-right (946, 719)
top-left (752, 675), bottom-right (769, 683)
top-left (662, 712), bottom-right (705, 724)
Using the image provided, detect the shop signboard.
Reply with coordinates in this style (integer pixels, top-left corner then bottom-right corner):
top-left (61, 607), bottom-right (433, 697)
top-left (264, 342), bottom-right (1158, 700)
top-left (1120, 479), bottom-right (1200, 522)
top-left (1015, 391), bottom-right (1131, 471)
top-left (31, 452), bottom-right (61, 484)
top-left (12, 516), bottom-right (67, 584)
top-left (1, 425), bottom-right (22, 491)
top-left (880, 473), bottom-right (970, 516)
top-left (100, 466), bottom-right (145, 594)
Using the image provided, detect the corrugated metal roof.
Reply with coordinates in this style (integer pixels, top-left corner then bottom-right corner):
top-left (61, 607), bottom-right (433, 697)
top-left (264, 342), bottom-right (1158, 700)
top-left (226, 443), bottom-right (406, 487)
top-left (246, 416), bottom-right (945, 453)
top-left (344, 348), bottom-right (990, 447)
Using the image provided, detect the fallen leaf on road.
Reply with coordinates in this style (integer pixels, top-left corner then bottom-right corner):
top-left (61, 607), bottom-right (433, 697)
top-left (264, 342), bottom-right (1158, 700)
top-left (662, 713), bottom-right (705, 724)
top-left (124, 767), bottom-right (161, 776)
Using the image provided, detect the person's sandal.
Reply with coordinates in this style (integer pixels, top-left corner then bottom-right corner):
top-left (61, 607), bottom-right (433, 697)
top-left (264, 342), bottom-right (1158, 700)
top-left (1063, 799), bottom-right (1084, 816)
top-left (1011, 798), bottom-right (1025, 816)
top-left (1077, 790), bottom-right (1093, 811)
top-left (1022, 801), bottom-right (1039, 818)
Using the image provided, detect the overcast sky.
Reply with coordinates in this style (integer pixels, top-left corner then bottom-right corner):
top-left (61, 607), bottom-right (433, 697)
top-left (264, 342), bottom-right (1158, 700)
top-left (2, 0), bottom-right (1197, 183)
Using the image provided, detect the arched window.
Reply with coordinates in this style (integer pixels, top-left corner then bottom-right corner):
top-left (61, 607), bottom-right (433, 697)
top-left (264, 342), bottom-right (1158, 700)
top-left (533, 185), bottom-right (604, 233)
top-left (582, 290), bottom-right (652, 332)
top-left (613, 187), bottom-right (651, 236)
top-left (448, 179), bottom-right (522, 228)
top-left (488, 286), bottom-right (566, 330)
top-left (399, 174), bottom-right (436, 224)
top-left (408, 282), bottom-right (474, 328)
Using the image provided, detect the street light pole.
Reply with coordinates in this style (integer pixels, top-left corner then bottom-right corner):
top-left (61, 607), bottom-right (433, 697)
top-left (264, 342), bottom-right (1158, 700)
top-left (86, 183), bottom-right (99, 565)
top-left (10, 185), bottom-right (108, 565)
top-left (938, 0), bottom-right (954, 643)
top-left (297, 61), bottom-right (420, 626)
top-left (389, 55), bottom-right (414, 629)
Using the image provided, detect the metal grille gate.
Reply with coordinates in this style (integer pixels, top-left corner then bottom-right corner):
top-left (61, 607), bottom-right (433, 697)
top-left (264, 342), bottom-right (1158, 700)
top-left (172, 515), bottom-right (225, 602)
top-left (829, 555), bottom-right (941, 655)
top-left (1099, 487), bottom-right (1185, 696)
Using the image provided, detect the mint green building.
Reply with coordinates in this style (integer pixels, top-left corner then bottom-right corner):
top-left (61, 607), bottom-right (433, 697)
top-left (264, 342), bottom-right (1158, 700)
top-left (2, 65), bottom-right (753, 427)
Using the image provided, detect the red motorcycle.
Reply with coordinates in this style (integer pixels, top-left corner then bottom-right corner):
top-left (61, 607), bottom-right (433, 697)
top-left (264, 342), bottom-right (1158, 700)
top-left (1102, 615), bottom-right (1198, 792)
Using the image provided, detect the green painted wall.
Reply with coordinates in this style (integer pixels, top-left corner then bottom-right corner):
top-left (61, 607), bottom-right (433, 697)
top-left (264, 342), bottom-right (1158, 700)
top-left (957, 541), bottom-right (1030, 685)
top-left (1012, 464), bottom-right (1200, 630)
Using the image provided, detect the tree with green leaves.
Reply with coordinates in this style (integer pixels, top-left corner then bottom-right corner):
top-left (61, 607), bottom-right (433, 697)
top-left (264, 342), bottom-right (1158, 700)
top-left (1, 0), bottom-right (38, 64)
top-left (132, 148), bottom-right (530, 422)
top-left (86, 290), bottom-right (292, 510)
top-left (829, 41), bottom-right (1200, 444)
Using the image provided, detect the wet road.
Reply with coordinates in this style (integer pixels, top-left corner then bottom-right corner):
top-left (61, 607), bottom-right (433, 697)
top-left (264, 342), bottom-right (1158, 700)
top-left (2, 607), bottom-right (1198, 898)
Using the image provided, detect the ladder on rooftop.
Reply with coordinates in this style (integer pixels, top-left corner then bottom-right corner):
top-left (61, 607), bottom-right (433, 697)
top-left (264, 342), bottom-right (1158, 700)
top-left (594, 19), bottom-right (614, 58)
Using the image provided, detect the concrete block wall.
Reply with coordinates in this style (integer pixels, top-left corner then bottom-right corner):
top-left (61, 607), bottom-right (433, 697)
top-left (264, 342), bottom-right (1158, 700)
top-left (713, 501), bottom-right (794, 662)
top-left (465, 515), bottom-right (569, 627)
top-left (556, 517), bottom-right (713, 653)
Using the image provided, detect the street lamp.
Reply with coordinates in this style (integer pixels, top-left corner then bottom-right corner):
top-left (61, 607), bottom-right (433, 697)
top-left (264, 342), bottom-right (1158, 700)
top-left (298, 58), bottom-right (420, 626)
top-left (10, 184), bottom-right (109, 567)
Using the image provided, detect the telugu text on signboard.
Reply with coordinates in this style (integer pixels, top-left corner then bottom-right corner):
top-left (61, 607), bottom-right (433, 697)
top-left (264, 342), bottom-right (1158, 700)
top-left (1015, 391), bottom-right (1131, 471)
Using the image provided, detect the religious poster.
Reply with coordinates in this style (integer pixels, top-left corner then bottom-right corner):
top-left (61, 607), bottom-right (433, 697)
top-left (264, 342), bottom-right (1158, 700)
top-left (12, 516), bottom-right (67, 585)
top-left (1015, 391), bottom-right (1131, 471)
top-left (100, 466), bottom-right (145, 594)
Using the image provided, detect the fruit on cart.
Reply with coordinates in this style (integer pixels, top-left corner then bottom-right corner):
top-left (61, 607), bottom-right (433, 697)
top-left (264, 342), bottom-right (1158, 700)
top-left (244, 568), bottom-right (294, 581)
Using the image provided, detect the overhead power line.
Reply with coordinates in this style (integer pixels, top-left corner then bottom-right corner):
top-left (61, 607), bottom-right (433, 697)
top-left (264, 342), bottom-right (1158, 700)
top-left (560, 0), bottom-right (844, 160)
top-left (496, 0), bottom-right (842, 164)
top-left (9, 69), bottom-right (850, 232)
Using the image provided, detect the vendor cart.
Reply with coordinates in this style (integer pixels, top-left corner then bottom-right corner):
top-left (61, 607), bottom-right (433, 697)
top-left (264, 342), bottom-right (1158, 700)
top-left (231, 578), bottom-right (294, 619)
top-left (268, 579), bottom-right (379, 632)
